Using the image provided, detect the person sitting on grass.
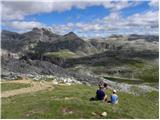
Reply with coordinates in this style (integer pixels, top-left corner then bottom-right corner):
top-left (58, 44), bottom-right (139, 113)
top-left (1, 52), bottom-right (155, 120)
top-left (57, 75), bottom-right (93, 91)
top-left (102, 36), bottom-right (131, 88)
top-left (110, 89), bottom-right (118, 104)
top-left (95, 85), bottom-right (106, 101)
top-left (90, 82), bottom-right (108, 101)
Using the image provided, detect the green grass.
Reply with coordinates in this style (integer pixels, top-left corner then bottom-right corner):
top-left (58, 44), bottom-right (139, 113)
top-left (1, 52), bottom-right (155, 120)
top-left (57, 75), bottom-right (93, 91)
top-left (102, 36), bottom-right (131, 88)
top-left (127, 59), bottom-right (145, 68)
top-left (139, 66), bottom-right (159, 83)
top-left (127, 60), bottom-right (159, 83)
top-left (1, 84), bottom-right (158, 119)
top-left (44, 50), bottom-right (78, 59)
top-left (1, 83), bottom-right (31, 92)
top-left (104, 76), bottom-right (144, 84)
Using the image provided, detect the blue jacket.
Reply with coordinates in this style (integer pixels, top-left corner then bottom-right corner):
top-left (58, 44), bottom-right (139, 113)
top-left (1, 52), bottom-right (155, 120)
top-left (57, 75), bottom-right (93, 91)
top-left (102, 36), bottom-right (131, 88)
top-left (111, 94), bottom-right (118, 104)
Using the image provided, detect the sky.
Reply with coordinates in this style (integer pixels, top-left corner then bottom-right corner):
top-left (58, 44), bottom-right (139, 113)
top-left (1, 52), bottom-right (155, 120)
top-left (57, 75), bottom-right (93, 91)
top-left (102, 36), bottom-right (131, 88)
top-left (1, 0), bottom-right (159, 38)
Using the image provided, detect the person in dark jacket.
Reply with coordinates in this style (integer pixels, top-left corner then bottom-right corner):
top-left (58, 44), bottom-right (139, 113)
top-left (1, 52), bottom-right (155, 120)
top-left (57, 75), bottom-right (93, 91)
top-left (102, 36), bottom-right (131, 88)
top-left (90, 82), bottom-right (108, 101)
top-left (95, 85), bottom-right (105, 100)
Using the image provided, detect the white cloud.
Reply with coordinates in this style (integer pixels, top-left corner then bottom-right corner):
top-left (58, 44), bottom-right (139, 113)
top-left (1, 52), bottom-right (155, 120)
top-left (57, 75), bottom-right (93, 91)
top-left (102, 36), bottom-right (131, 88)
top-left (3, 21), bottom-right (45, 32)
top-left (127, 11), bottom-right (159, 28)
top-left (2, 1), bottom-right (158, 37)
top-left (2, 1), bottom-right (70, 21)
top-left (3, 9), bottom-right (158, 37)
top-left (2, 1), bottom-right (140, 21)
top-left (51, 10), bottom-right (159, 37)
top-left (148, 0), bottom-right (159, 7)
top-left (102, 1), bottom-right (141, 11)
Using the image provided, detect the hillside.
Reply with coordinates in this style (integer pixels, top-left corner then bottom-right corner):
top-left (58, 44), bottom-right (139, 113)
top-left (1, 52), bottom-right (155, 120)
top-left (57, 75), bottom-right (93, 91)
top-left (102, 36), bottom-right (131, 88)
top-left (1, 81), bottom-right (158, 119)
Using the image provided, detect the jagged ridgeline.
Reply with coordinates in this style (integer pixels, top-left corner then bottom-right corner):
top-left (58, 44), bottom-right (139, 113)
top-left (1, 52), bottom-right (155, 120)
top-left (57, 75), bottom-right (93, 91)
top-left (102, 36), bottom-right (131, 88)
top-left (1, 27), bottom-right (159, 84)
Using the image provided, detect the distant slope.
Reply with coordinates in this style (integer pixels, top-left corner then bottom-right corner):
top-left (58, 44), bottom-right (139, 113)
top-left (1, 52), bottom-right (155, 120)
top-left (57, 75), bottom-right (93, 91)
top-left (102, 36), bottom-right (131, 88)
top-left (1, 28), bottom-right (62, 55)
top-left (32, 31), bottom-right (97, 56)
top-left (44, 50), bottom-right (78, 59)
top-left (62, 50), bottom-right (159, 68)
top-left (2, 28), bottom-right (98, 58)
top-left (1, 30), bottom-right (24, 52)
top-left (88, 34), bottom-right (159, 52)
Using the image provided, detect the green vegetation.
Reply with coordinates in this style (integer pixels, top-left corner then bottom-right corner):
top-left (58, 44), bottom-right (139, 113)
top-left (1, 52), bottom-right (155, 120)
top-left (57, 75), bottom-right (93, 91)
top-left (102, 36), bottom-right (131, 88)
top-left (1, 83), bottom-right (31, 92)
top-left (128, 60), bottom-right (159, 83)
top-left (127, 59), bottom-right (145, 69)
top-left (44, 50), bottom-right (78, 59)
top-left (139, 65), bottom-right (159, 83)
top-left (1, 84), bottom-right (158, 119)
top-left (104, 76), bottom-right (144, 84)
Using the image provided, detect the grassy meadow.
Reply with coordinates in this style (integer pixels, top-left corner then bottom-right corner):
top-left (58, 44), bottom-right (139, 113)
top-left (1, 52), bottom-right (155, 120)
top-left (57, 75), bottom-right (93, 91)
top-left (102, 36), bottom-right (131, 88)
top-left (1, 83), bottom-right (158, 119)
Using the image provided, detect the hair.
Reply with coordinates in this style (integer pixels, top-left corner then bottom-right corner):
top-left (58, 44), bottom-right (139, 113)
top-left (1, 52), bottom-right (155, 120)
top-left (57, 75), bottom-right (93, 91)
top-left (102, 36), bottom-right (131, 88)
top-left (98, 82), bottom-right (108, 90)
top-left (103, 83), bottom-right (108, 88)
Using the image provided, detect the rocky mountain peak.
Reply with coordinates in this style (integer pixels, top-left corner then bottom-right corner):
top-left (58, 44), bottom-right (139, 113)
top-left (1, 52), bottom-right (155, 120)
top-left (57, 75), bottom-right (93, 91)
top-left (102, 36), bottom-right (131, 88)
top-left (31, 27), bottom-right (59, 37)
top-left (32, 27), bottom-right (42, 31)
top-left (64, 32), bottom-right (79, 39)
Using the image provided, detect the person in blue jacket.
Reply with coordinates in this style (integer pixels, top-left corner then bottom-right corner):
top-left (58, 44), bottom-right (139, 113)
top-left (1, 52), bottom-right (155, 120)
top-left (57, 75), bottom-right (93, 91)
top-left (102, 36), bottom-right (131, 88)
top-left (110, 89), bottom-right (118, 104)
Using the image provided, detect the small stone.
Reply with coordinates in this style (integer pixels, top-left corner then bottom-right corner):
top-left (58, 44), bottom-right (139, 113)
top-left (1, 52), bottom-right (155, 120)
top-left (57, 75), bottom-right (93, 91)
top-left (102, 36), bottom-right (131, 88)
top-left (66, 83), bottom-right (71, 85)
top-left (101, 112), bottom-right (107, 117)
top-left (52, 81), bottom-right (58, 85)
top-left (91, 112), bottom-right (97, 116)
top-left (64, 97), bottom-right (69, 100)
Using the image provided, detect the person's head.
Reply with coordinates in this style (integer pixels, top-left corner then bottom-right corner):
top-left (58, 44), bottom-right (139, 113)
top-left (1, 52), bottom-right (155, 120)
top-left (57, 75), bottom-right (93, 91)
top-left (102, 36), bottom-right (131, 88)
top-left (103, 83), bottom-right (108, 88)
top-left (98, 82), bottom-right (103, 88)
top-left (113, 89), bottom-right (117, 94)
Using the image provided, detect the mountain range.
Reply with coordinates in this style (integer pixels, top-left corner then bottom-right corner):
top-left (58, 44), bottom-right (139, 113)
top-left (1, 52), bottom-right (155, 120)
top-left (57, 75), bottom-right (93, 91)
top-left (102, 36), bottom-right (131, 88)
top-left (1, 27), bottom-right (159, 84)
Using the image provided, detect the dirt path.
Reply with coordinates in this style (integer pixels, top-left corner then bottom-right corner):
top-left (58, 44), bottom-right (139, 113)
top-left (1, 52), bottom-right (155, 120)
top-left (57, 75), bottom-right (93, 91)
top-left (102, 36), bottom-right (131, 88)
top-left (1, 79), bottom-right (54, 98)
